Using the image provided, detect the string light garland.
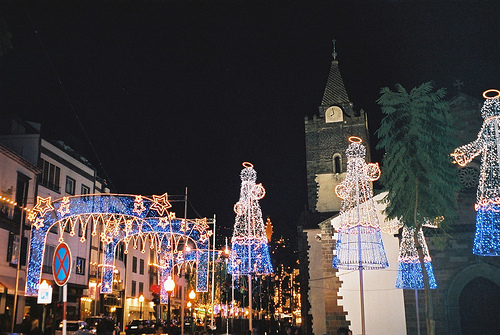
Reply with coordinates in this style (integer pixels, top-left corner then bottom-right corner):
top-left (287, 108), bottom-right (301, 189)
top-left (451, 91), bottom-right (500, 256)
top-left (25, 194), bottom-right (210, 297)
top-left (395, 225), bottom-right (437, 289)
top-left (228, 162), bottom-right (273, 275)
top-left (332, 137), bottom-right (388, 270)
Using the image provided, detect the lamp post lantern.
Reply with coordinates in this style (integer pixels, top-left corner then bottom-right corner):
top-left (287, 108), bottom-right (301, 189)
top-left (165, 275), bottom-right (175, 334)
top-left (139, 295), bottom-right (145, 319)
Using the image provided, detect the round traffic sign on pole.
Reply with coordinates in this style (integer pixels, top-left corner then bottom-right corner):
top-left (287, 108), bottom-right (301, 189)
top-left (53, 242), bottom-right (72, 286)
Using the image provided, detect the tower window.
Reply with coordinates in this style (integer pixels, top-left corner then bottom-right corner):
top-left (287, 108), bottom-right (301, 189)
top-left (333, 154), bottom-right (342, 173)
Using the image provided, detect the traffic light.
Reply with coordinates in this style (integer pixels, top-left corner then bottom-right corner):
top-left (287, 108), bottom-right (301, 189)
top-left (152, 292), bottom-right (160, 305)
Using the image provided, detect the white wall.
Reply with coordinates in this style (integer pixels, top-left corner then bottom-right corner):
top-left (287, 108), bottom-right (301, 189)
top-left (305, 228), bottom-right (326, 335)
top-left (315, 173), bottom-right (344, 212)
top-left (0, 144), bottom-right (39, 324)
top-left (331, 192), bottom-right (406, 335)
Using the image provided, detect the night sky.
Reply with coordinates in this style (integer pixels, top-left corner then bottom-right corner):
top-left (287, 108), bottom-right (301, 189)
top-left (1, 0), bottom-right (499, 245)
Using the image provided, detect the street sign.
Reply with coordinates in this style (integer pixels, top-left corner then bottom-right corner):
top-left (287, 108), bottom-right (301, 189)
top-left (53, 242), bottom-right (72, 286)
top-left (38, 281), bottom-right (52, 304)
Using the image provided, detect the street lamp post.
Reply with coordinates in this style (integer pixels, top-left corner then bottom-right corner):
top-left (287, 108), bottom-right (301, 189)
top-left (187, 301), bottom-right (193, 335)
top-left (188, 290), bottom-right (196, 335)
top-left (165, 275), bottom-right (175, 335)
top-left (139, 295), bottom-right (145, 319)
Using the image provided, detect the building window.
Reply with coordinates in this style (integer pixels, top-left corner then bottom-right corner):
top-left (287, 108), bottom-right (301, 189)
top-left (132, 256), bottom-right (137, 273)
top-left (8, 234), bottom-right (28, 267)
top-left (38, 158), bottom-right (61, 192)
top-left (139, 282), bottom-right (144, 295)
top-left (65, 176), bottom-right (75, 195)
top-left (149, 272), bottom-right (154, 287)
top-left (131, 280), bottom-right (137, 297)
top-left (7, 232), bottom-right (20, 266)
top-left (78, 220), bottom-right (84, 237)
top-left (333, 154), bottom-right (342, 174)
top-left (81, 184), bottom-right (90, 195)
top-left (43, 245), bottom-right (55, 274)
top-left (116, 242), bottom-right (124, 261)
top-left (459, 166), bottom-right (480, 191)
top-left (14, 172), bottom-right (30, 226)
top-left (140, 259), bottom-right (144, 275)
top-left (76, 257), bottom-right (85, 275)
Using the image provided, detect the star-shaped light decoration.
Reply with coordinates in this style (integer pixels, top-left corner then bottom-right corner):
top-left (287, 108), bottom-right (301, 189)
top-left (158, 217), bottom-right (170, 229)
top-left (27, 211), bottom-right (37, 222)
top-left (125, 219), bottom-right (133, 234)
top-left (194, 218), bottom-right (209, 232)
top-left (149, 193), bottom-right (172, 216)
top-left (100, 231), bottom-right (113, 244)
top-left (105, 215), bottom-right (121, 236)
top-left (33, 196), bottom-right (54, 218)
top-left (168, 212), bottom-right (176, 220)
top-left (33, 217), bottom-right (45, 230)
top-left (199, 233), bottom-right (209, 243)
top-left (133, 196), bottom-right (146, 216)
top-left (57, 197), bottom-right (71, 217)
top-left (179, 219), bottom-right (189, 232)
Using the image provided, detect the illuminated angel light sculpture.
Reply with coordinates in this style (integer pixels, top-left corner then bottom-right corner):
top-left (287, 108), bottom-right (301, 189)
top-left (396, 225), bottom-right (437, 289)
top-left (26, 193), bottom-right (210, 300)
top-left (228, 162), bottom-right (273, 275)
top-left (332, 137), bottom-right (388, 270)
top-left (452, 89), bottom-right (500, 256)
top-left (332, 137), bottom-right (388, 334)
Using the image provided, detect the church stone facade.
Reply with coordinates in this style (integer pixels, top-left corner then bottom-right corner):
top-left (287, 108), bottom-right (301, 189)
top-left (299, 53), bottom-right (370, 335)
top-left (299, 50), bottom-right (500, 334)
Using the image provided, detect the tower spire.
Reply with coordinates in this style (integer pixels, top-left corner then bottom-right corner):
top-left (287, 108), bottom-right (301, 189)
top-left (332, 39), bottom-right (337, 60)
top-left (321, 39), bottom-right (349, 106)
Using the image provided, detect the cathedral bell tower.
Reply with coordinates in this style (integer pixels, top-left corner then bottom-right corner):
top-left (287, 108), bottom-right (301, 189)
top-left (304, 41), bottom-right (370, 213)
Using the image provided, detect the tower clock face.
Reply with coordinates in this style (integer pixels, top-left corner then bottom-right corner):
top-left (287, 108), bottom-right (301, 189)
top-left (325, 106), bottom-right (343, 123)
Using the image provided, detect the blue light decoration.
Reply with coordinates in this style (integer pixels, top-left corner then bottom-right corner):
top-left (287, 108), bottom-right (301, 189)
top-left (332, 137), bottom-right (388, 270)
top-left (26, 193), bottom-right (210, 298)
top-left (451, 90), bottom-right (500, 256)
top-left (395, 225), bottom-right (437, 289)
top-left (228, 162), bottom-right (273, 276)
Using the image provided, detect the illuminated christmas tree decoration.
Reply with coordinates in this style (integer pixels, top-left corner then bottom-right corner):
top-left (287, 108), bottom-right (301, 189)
top-left (26, 193), bottom-right (210, 296)
top-left (228, 162), bottom-right (273, 276)
top-left (451, 91), bottom-right (500, 255)
top-left (332, 137), bottom-right (388, 270)
top-left (396, 225), bottom-right (437, 289)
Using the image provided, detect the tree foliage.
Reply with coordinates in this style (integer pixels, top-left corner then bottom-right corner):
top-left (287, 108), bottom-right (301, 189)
top-left (376, 81), bottom-right (459, 229)
top-left (376, 81), bottom-right (460, 335)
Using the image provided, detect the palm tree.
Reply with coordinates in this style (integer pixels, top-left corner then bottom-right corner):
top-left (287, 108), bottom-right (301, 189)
top-left (376, 81), bottom-right (459, 335)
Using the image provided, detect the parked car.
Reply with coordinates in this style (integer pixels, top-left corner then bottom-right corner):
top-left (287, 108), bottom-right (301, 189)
top-left (55, 321), bottom-right (91, 335)
top-left (85, 316), bottom-right (106, 333)
top-left (85, 316), bottom-right (120, 333)
top-left (125, 320), bottom-right (155, 335)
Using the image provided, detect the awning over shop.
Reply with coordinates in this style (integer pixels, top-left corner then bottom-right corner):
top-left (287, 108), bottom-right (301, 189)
top-left (0, 275), bottom-right (25, 295)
